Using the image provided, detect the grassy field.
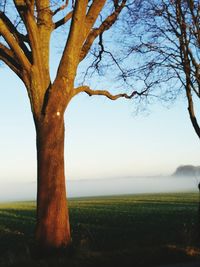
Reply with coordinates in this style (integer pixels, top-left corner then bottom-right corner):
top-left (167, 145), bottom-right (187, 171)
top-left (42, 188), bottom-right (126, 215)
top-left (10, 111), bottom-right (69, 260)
top-left (0, 193), bottom-right (200, 266)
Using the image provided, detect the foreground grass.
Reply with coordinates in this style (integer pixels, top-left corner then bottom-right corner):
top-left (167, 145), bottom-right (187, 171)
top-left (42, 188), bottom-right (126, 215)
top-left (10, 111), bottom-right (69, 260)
top-left (0, 193), bottom-right (200, 266)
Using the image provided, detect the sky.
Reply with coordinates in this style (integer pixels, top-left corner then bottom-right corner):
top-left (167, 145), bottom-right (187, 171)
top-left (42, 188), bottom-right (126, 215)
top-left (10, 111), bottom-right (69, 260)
top-left (0, 3), bottom-right (200, 200)
top-left (0, 66), bottom-right (199, 186)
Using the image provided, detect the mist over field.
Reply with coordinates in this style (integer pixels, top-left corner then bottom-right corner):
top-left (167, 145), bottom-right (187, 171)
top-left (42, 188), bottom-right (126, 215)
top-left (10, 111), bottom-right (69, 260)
top-left (0, 176), bottom-right (198, 202)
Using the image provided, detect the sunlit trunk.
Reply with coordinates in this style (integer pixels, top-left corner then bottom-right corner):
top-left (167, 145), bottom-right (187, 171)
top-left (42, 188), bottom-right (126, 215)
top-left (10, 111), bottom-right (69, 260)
top-left (35, 113), bottom-right (71, 250)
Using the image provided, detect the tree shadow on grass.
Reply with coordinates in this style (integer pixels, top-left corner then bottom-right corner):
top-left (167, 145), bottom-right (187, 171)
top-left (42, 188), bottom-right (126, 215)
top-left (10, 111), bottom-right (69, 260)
top-left (0, 208), bottom-right (36, 256)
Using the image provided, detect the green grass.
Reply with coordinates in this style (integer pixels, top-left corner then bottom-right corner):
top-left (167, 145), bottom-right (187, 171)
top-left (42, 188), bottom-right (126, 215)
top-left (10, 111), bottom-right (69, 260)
top-left (0, 193), bottom-right (200, 266)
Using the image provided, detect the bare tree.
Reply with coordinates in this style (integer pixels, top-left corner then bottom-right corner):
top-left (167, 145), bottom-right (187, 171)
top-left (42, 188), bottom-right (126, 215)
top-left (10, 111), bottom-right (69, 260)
top-left (124, 0), bottom-right (200, 136)
top-left (0, 0), bottom-right (145, 251)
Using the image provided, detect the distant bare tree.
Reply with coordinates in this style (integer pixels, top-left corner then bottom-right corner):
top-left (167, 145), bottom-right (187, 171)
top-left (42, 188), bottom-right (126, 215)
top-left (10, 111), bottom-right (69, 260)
top-left (124, 0), bottom-right (200, 137)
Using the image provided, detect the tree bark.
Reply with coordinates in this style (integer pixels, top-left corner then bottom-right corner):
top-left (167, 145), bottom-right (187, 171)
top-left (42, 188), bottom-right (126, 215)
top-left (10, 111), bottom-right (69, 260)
top-left (35, 112), bottom-right (71, 251)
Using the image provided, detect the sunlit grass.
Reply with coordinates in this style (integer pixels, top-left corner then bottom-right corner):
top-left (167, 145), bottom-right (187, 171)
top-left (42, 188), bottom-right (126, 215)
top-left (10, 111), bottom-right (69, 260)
top-left (0, 193), bottom-right (200, 266)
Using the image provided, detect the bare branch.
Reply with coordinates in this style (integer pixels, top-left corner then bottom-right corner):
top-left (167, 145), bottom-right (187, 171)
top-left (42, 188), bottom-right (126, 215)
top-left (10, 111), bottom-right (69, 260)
top-left (0, 43), bottom-right (22, 77)
top-left (80, 0), bottom-right (127, 62)
top-left (35, 0), bottom-right (51, 25)
top-left (124, 0), bottom-right (200, 137)
top-left (0, 11), bottom-right (31, 61)
top-left (53, 1), bottom-right (69, 16)
top-left (13, 0), bottom-right (39, 63)
top-left (85, 0), bottom-right (106, 31)
top-left (0, 17), bottom-right (31, 72)
top-left (186, 81), bottom-right (200, 138)
top-left (53, 0), bottom-right (106, 31)
top-left (54, 10), bottom-right (73, 29)
top-left (54, 0), bottom-right (88, 85)
top-left (73, 85), bottom-right (147, 100)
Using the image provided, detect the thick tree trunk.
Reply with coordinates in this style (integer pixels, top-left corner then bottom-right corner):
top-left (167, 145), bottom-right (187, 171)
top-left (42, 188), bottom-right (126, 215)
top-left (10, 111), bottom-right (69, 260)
top-left (35, 113), bottom-right (71, 251)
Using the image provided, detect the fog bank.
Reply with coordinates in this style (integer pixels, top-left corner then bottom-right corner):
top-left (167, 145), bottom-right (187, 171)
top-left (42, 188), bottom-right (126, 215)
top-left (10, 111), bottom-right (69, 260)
top-left (0, 176), bottom-right (198, 202)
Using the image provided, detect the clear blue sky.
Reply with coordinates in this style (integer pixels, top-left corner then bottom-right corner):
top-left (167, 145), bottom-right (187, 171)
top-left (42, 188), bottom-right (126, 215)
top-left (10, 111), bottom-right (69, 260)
top-left (0, 65), bottom-right (199, 187)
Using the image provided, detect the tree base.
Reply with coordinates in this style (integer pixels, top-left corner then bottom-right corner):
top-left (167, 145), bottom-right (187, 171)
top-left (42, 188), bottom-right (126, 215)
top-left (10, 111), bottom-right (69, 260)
top-left (30, 241), bottom-right (74, 259)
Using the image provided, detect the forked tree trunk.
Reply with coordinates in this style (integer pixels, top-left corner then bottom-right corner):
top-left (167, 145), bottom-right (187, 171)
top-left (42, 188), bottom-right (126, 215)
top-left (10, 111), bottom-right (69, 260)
top-left (35, 112), bottom-right (71, 250)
